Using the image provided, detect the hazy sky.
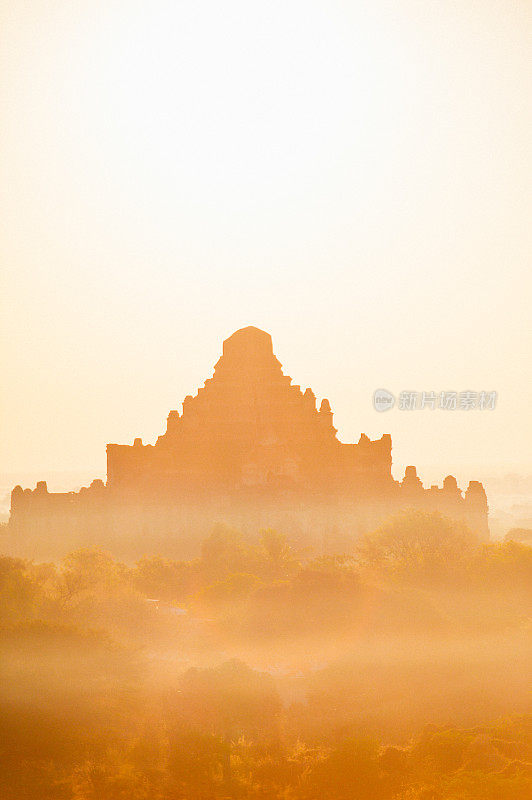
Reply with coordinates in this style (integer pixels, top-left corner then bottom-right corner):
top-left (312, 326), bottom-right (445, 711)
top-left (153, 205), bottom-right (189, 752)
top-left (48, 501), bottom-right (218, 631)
top-left (1, 0), bottom-right (531, 489)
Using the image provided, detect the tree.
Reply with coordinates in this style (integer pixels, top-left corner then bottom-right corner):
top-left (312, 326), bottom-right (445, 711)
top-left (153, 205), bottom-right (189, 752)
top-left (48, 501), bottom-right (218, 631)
top-left (200, 525), bottom-right (259, 582)
top-left (130, 556), bottom-right (194, 602)
top-left (166, 660), bottom-right (282, 788)
top-left (59, 549), bottom-right (125, 607)
top-left (260, 528), bottom-right (299, 577)
top-left (358, 511), bottom-right (478, 583)
top-left (0, 556), bottom-right (53, 624)
top-left (299, 736), bottom-right (382, 800)
top-left (193, 572), bottom-right (263, 612)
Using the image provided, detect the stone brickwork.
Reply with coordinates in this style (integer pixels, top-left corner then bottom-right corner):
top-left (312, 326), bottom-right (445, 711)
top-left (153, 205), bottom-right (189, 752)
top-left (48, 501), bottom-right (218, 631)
top-left (9, 327), bottom-right (489, 555)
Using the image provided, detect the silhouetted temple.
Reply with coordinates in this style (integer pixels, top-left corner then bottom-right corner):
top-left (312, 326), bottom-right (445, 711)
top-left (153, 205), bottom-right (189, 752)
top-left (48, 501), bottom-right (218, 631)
top-left (9, 327), bottom-right (489, 556)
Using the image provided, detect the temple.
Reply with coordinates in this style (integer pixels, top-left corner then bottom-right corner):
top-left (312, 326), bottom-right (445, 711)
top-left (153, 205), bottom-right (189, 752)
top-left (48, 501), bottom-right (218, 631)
top-left (9, 327), bottom-right (489, 556)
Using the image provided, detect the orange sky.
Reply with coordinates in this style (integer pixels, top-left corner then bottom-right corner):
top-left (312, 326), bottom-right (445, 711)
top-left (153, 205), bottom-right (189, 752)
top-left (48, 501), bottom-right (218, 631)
top-left (1, 0), bottom-right (531, 488)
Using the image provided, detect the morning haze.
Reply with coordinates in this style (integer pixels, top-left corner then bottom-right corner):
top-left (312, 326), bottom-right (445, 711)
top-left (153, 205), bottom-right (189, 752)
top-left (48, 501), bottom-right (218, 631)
top-left (0, 2), bottom-right (531, 799)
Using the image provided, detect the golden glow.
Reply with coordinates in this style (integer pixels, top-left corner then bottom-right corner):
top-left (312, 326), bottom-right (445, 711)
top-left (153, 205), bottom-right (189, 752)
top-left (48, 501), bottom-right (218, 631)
top-left (1, 0), bottom-right (531, 489)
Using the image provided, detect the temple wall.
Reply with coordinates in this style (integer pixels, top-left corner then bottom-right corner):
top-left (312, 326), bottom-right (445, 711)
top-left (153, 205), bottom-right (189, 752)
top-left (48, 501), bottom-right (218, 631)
top-left (7, 470), bottom-right (489, 561)
top-left (6, 327), bottom-right (490, 558)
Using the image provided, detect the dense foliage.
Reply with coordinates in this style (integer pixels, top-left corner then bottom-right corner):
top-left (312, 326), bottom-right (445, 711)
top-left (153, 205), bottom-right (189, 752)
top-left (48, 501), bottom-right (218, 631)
top-left (0, 512), bottom-right (530, 798)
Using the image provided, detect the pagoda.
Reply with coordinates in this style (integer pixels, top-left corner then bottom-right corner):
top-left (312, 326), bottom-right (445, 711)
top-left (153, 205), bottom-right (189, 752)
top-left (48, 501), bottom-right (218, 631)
top-left (9, 326), bottom-right (489, 557)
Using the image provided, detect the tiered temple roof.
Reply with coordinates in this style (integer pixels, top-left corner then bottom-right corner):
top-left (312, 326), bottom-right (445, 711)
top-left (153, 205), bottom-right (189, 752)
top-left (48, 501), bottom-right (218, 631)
top-left (9, 326), bottom-right (489, 555)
